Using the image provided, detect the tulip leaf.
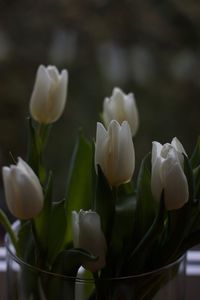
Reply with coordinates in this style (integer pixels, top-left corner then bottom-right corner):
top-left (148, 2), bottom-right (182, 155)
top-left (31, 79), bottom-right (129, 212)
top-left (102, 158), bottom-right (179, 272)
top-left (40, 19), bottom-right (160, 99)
top-left (65, 132), bottom-right (94, 244)
top-left (27, 118), bottom-right (48, 183)
top-left (184, 154), bottom-right (195, 204)
top-left (190, 136), bottom-right (200, 169)
top-left (134, 152), bottom-right (157, 245)
top-left (34, 172), bottom-right (53, 253)
top-left (115, 194), bottom-right (136, 240)
top-left (94, 166), bottom-right (115, 244)
top-left (27, 118), bottom-right (40, 177)
top-left (193, 165), bottom-right (200, 199)
top-left (106, 182), bottom-right (135, 258)
top-left (0, 209), bottom-right (18, 255)
top-left (125, 196), bottom-right (166, 275)
top-left (160, 205), bottom-right (190, 264)
top-left (17, 221), bottom-right (35, 264)
top-left (109, 194), bottom-right (136, 275)
top-left (47, 199), bottom-right (68, 265)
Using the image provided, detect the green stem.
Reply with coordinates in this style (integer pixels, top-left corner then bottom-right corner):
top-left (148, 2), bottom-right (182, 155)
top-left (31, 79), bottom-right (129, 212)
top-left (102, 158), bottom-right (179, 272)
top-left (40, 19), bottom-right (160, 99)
top-left (0, 209), bottom-right (19, 255)
top-left (31, 219), bottom-right (42, 264)
top-left (93, 272), bottom-right (103, 300)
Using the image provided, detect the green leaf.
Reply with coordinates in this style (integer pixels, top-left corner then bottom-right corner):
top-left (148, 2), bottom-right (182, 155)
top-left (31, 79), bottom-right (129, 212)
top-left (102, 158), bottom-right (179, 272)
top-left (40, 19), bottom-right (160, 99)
top-left (17, 221), bottom-right (35, 264)
top-left (34, 172), bottom-right (53, 253)
top-left (190, 136), bottom-right (200, 169)
top-left (109, 182), bottom-right (135, 258)
top-left (27, 117), bottom-right (40, 176)
top-left (27, 118), bottom-right (49, 183)
top-left (134, 152), bottom-right (157, 244)
top-left (65, 132), bottom-right (94, 244)
top-left (94, 166), bottom-right (115, 244)
top-left (47, 199), bottom-right (68, 264)
top-left (193, 165), bottom-right (200, 199)
top-left (109, 194), bottom-right (136, 275)
top-left (0, 209), bottom-right (18, 254)
top-left (115, 194), bottom-right (136, 241)
top-left (184, 154), bottom-right (195, 204)
top-left (125, 196), bottom-right (166, 275)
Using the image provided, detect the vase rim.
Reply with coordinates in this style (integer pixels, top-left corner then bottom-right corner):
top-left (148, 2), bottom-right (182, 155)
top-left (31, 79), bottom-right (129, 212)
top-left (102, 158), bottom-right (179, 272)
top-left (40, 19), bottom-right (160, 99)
top-left (5, 221), bottom-right (186, 282)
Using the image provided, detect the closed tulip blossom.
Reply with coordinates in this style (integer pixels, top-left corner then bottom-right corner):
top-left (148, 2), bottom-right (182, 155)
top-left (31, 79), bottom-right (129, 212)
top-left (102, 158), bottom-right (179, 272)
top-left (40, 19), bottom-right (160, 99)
top-left (103, 87), bottom-right (139, 136)
top-left (2, 158), bottom-right (44, 219)
top-left (151, 137), bottom-right (189, 210)
top-left (95, 120), bottom-right (135, 187)
top-left (72, 210), bottom-right (107, 272)
top-left (30, 65), bottom-right (68, 124)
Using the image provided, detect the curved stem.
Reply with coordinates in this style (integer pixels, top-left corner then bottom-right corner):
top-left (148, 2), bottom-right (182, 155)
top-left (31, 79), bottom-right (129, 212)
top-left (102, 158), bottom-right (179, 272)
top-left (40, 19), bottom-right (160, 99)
top-left (0, 209), bottom-right (19, 255)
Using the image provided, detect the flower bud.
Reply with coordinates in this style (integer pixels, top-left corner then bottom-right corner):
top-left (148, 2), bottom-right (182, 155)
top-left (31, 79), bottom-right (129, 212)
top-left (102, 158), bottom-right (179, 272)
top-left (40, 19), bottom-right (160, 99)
top-left (95, 120), bottom-right (135, 187)
top-left (103, 87), bottom-right (139, 136)
top-left (151, 137), bottom-right (189, 210)
top-left (2, 158), bottom-right (44, 219)
top-left (72, 210), bottom-right (107, 272)
top-left (30, 65), bottom-right (68, 124)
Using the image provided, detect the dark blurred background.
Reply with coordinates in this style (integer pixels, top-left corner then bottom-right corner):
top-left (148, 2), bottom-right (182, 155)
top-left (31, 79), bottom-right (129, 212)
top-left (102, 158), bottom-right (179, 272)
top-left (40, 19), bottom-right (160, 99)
top-left (0, 0), bottom-right (200, 232)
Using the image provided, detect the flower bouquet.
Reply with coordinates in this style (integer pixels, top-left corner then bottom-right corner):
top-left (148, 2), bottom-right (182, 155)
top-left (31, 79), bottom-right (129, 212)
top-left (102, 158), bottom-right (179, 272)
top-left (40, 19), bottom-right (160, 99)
top-left (1, 65), bottom-right (200, 300)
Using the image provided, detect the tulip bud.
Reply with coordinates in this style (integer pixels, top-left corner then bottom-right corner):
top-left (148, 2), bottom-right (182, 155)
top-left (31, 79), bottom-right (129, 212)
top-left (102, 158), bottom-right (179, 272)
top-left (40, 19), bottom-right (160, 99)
top-left (2, 158), bottom-right (44, 219)
top-left (95, 120), bottom-right (135, 187)
top-left (151, 137), bottom-right (189, 210)
top-left (103, 87), bottom-right (139, 136)
top-left (30, 65), bottom-right (68, 124)
top-left (72, 210), bottom-right (107, 272)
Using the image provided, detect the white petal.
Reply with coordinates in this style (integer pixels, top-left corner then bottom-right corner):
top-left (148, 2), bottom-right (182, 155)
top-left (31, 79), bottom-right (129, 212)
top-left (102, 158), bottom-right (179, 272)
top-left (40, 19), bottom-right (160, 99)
top-left (47, 65), bottom-right (59, 82)
top-left (2, 159), bottom-right (43, 219)
top-left (46, 69), bottom-right (68, 123)
top-left (161, 155), bottom-right (189, 210)
top-left (116, 121), bottom-right (135, 185)
top-left (152, 142), bottom-right (162, 167)
top-left (29, 65), bottom-right (51, 123)
top-left (151, 156), bottom-right (163, 202)
top-left (171, 137), bottom-right (187, 156)
top-left (2, 167), bottom-right (16, 217)
top-left (12, 169), bottom-right (43, 219)
top-left (79, 211), bottom-right (107, 272)
top-left (106, 120), bottom-right (120, 185)
top-left (125, 93), bottom-right (139, 136)
top-left (94, 122), bottom-right (108, 174)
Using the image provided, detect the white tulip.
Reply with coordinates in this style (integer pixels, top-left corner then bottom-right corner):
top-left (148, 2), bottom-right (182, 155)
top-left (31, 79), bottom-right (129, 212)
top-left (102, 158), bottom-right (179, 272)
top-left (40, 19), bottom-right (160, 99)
top-left (72, 210), bottom-right (107, 273)
top-left (151, 137), bottom-right (189, 210)
top-left (30, 65), bottom-right (68, 124)
top-left (2, 158), bottom-right (44, 219)
top-left (103, 87), bottom-right (139, 136)
top-left (95, 120), bottom-right (135, 187)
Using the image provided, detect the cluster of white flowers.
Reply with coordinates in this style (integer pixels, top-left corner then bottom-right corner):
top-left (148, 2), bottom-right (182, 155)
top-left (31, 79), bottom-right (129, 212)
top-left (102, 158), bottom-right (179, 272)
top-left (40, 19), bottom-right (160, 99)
top-left (2, 64), bottom-right (189, 272)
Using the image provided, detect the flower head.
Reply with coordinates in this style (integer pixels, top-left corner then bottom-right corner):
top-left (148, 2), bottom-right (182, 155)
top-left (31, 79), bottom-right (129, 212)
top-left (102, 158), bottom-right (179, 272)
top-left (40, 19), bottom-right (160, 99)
top-left (103, 87), bottom-right (139, 136)
top-left (72, 210), bottom-right (107, 272)
top-left (151, 137), bottom-right (189, 210)
top-left (30, 65), bottom-right (68, 124)
top-left (2, 158), bottom-right (44, 219)
top-left (95, 120), bottom-right (135, 187)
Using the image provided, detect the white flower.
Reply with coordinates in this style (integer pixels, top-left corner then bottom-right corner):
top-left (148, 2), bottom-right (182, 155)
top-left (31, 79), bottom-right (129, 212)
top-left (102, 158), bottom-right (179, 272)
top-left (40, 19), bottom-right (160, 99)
top-left (72, 210), bottom-right (107, 272)
top-left (95, 120), bottom-right (135, 187)
top-left (2, 158), bottom-right (44, 219)
top-left (30, 65), bottom-right (68, 124)
top-left (151, 137), bottom-right (189, 210)
top-left (103, 87), bottom-right (139, 136)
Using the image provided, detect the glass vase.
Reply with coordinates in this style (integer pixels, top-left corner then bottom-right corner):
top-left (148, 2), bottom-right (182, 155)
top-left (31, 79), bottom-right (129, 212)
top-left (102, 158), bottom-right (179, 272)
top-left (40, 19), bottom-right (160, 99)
top-left (5, 231), bottom-right (186, 300)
